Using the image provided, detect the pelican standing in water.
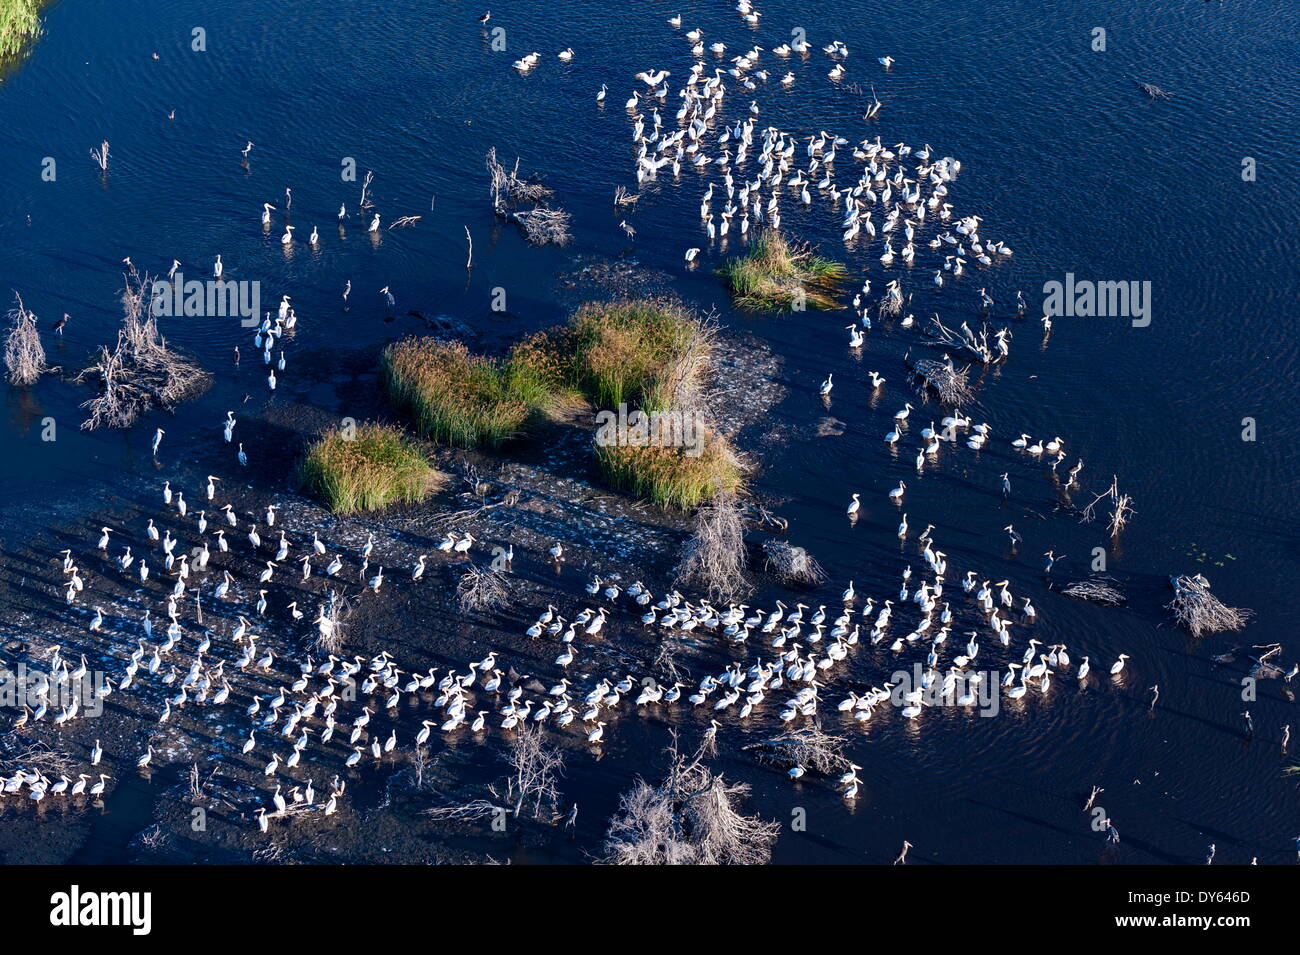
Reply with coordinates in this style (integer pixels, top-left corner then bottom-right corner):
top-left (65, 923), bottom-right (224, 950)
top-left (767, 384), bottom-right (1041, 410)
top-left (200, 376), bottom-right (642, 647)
top-left (281, 225), bottom-right (295, 245)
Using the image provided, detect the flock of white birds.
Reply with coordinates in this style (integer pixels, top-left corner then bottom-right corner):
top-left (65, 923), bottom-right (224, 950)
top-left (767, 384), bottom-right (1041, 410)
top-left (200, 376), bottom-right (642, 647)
top-left (3, 6), bottom-right (1136, 845)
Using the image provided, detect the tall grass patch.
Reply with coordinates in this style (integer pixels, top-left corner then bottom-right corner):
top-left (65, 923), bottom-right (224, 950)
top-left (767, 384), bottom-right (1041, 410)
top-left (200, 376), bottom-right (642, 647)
top-left (720, 231), bottom-right (845, 311)
top-left (300, 423), bottom-right (442, 514)
top-left (382, 337), bottom-right (568, 448)
top-left (595, 429), bottom-right (743, 510)
top-left (567, 299), bottom-right (712, 411)
top-left (0, 0), bottom-right (42, 59)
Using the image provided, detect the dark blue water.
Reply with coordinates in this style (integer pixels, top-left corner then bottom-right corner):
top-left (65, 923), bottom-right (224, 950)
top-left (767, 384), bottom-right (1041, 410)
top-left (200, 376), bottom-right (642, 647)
top-left (2, 0), bottom-right (1298, 863)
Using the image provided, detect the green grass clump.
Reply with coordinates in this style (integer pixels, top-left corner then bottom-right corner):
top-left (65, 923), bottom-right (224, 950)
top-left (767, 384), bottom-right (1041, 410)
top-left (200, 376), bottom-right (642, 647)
top-left (566, 298), bottom-right (711, 412)
top-left (300, 423), bottom-right (442, 514)
top-left (720, 230), bottom-right (846, 311)
top-left (0, 0), bottom-right (43, 59)
top-left (595, 429), bottom-right (743, 510)
top-left (381, 337), bottom-right (570, 448)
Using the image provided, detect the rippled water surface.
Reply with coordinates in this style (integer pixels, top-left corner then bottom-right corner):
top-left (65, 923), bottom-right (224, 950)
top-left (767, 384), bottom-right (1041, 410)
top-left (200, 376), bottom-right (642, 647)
top-left (2, 0), bottom-right (1298, 863)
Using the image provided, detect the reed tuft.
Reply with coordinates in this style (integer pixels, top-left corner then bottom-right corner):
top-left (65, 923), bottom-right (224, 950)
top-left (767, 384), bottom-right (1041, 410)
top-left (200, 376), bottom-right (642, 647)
top-left (300, 423), bottom-right (442, 514)
top-left (720, 231), bottom-right (845, 311)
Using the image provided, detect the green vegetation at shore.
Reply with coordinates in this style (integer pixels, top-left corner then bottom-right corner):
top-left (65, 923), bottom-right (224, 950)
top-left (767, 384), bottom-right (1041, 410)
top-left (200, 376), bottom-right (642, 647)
top-left (382, 297), bottom-right (746, 510)
top-left (566, 298), bottom-right (712, 411)
top-left (381, 337), bottom-right (571, 448)
top-left (0, 0), bottom-right (43, 59)
top-left (720, 230), bottom-right (846, 311)
top-left (595, 428), bottom-right (743, 510)
top-left (300, 423), bottom-right (442, 514)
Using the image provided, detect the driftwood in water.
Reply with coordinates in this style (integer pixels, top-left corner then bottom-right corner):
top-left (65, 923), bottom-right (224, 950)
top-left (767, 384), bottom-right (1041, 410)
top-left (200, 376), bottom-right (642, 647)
top-left (909, 355), bottom-right (974, 406)
top-left (1167, 573), bottom-right (1252, 638)
top-left (89, 140), bottom-right (110, 171)
top-left (743, 725), bottom-right (853, 775)
top-left (486, 147), bottom-right (571, 245)
top-left (601, 732), bottom-right (779, 865)
top-left (3, 293), bottom-right (50, 385)
top-left (1137, 81), bottom-right (1172, 100)
top-left (456, 563), bottom-right (512, 613)
top-left (504, 724), bottom-right (565, 820)
top-left (673, 491), bottom-right (751, 602)
top-left (929, 313), bottom-right (995, 363)
top-left (1061, 576), bottom-right (1126, 606)
top-left (508, 207), bottom-right (572, 245)
top-left (761, 538), bottom-right (826, 588)
top-left (74, 271), bottom-right (211, 429)
top-left (1080, 475), bottom-right (1135, 539)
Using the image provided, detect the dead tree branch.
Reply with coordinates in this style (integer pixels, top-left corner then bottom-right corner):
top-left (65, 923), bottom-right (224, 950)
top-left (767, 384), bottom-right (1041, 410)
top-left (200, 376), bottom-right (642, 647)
top-left (4, 293), bottom-right (49, 385)
top-left (74, 273), bottom-right (211, 429)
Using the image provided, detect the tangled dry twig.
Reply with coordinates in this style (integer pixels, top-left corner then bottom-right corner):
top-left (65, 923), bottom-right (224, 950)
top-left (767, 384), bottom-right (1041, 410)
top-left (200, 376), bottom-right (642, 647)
top-left (486, 148), bottom-right (571, 245)
top-left (930, 314), bottom-right (996, 363)
top-left (1061, 576), bottom-right (1126, 606)
top-left (742, 725), bottom-right (853, 775)
top-left (601, 733), bottom-right (778, 864)
top-left (4, 293), bottom-right (48, 386)
top-left (761, 538), bottom-right (826, 588)
top-left (74, 272), bottom-right (211, 429)
top-left (673, 491), bottom-right (751, 602)
top-left (910, 356), bottom-right (974, 406)
top-left (456, 563), bottom-right (512, 613)
top-left (1167, 574), bottom-right (1252, 638)
top-left (1080, 475), bottom-right (1135, 539)
top-left (505, 723), bottom-right (565, 819)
